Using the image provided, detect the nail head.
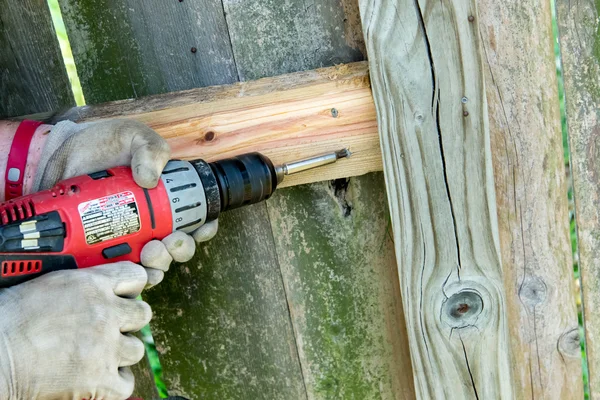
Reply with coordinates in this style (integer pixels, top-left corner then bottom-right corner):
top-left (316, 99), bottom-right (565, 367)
top-left (191, 47), bottom-right (197, 53)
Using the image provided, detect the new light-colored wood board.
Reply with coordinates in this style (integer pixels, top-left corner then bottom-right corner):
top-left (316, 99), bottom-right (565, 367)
top-left (57, 0), bottom-right (237, 104)
top-left (557, 0), bottom-right (600, 396)
top-left (479, 0), bottom-right (583, 398)
top-left (0, 0), bottom-right (74, 118)
top-left (359, 0), bottom-right (512, 397)
top-left (47, 63), bottom-right (382, 188)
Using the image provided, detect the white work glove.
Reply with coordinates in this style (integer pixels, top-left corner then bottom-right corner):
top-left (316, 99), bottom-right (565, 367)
top-left (33, 119), bottom-right (219, 286)
top-left (0, 262), bottom-right (152, 399)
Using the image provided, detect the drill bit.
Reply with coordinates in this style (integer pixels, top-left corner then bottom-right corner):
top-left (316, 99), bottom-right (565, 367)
top-left (275, 149), bottom-right (351, 183)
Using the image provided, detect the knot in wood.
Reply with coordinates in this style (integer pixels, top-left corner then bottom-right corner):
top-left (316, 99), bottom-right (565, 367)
top-left (518, 276), bottom-right (547, 307)
top-left (558, 328), bottom-right (581, 358)
top-left (204, 131), bottom-right (215, 141)
top-left (442, 290), bottom-right (483, 329)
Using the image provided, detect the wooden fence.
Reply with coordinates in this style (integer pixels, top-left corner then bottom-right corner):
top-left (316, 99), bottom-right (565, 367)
top-left (1, 0), bottom-right (598, 398)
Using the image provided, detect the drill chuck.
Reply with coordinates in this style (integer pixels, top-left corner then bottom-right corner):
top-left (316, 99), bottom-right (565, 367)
top-left (160, 153), bottom-right (279, 234)
top-left (163, 150), bottom-right (352, 235)
top-left (205, 153), bottom-right (278, 213)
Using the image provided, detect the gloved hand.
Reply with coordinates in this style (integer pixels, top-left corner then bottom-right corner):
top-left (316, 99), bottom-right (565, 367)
top-left (0, 262), bottom-right (152, 399)
top-left (33, 119), bottom-right (219, 286)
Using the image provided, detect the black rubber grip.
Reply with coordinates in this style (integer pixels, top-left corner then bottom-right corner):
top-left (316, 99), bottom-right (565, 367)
top-left (208, 153), bottom-right (278, 212)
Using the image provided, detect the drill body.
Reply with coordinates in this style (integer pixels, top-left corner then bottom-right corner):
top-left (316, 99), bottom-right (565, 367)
top-left (0, 153), bottom-right (279, 288)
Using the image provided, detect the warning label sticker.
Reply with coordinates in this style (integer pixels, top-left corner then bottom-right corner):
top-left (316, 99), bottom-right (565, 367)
top-left (78, 191), bottom-right (141, 245)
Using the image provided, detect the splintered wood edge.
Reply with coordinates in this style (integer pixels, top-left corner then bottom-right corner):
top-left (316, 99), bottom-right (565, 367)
top-left (19, 62), bottom-right (382, 187)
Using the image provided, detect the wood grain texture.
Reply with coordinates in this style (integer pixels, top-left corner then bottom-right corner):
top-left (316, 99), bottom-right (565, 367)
top-left (41, 63), bottom-right (381, 188)
top-left (557, 0), bottom-right (600, 396)
top-left (0, 0), bottom-right (74, 118)
top-left (359, 0), bottom-right (513, 397)
top-left (479, 0), bottom-right (583, 397)
top-left (57, 0), bottom-right (237, 104)
top-left (143, 205), bottom-right (307, 399)
top-left (222, 0), bottom-right (365, 81)
top-left (267, 173), bottom-right (415, 399)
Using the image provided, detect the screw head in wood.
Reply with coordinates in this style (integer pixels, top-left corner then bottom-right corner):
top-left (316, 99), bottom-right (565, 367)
top-left (461, 97), bottom-right (468, 104)
top-left (468, 15), bottom-right (475, 22)
top-left (191, 47), bottom-right (197, 53)
top-left (463, 110), bottom-right (469, 117)
top-left (331, 108), bottom-right (339, 118)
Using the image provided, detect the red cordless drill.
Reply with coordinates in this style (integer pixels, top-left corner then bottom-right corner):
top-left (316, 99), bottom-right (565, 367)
top-left (0, 150), bottom-right (349, 288)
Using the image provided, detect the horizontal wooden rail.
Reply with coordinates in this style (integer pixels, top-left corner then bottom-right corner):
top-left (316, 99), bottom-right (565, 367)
top-left (27, 62), bottom-right (381, 188)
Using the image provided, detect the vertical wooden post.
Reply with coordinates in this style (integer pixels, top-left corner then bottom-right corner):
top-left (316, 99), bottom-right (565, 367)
top-left (479, 0), bottom-right (583, 397)
top-left (359, 0), bottom-right (582, 397)
top-left (557, 0), bottom-right (600, 397)
top-left (358, 0), bottom-right (513, 397)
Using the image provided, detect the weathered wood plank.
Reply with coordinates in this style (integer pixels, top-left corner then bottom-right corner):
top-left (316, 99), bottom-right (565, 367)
top-left (57, 0), bottom-right (237, 104)
top-left (222, 0), bottom-right (365, 81)
top-left (557, 0), bottom-right (600, 396)
top-left (0, 0), bottom-right (74, 117)
top-left (30, 63), bottom-right (382, 189)
top-left (143, 205), bottom-right (307, 399)
top-left (359, 0), bottom-right (513, 397)
top-left (267, 173), bottom-right (415, 399)
top-left (226, 4), bottom-right (414, 398)
top-left (130, 336), bottom-right (160, 400)
top-left (479, 0), bottom-right (583, 397)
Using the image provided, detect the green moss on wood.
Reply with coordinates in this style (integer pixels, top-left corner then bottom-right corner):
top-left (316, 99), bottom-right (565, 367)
top-left (58, 0), bottom-right (160, 103)
top-left (0, 0), bottom-right (74, 117)
top-left (58, 0), bottom-right (238, 104)
top-left (267, 173), bottom-right (414, 399)
top-left (223, 0), bottom-right (364, 81)
top-left (144, 204), bottom-right (306, 399)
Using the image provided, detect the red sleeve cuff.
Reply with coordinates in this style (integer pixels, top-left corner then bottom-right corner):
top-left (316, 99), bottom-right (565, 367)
top-left (5, 120), bottom-right (42, 200)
